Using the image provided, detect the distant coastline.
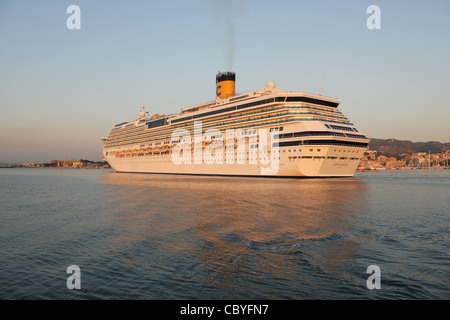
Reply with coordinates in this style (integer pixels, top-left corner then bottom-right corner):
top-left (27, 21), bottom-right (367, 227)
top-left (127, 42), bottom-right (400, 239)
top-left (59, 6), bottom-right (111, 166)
top-left (0, 159), bottom-right (110, 169)
top-left (358, 138), bottom-right (449, 171)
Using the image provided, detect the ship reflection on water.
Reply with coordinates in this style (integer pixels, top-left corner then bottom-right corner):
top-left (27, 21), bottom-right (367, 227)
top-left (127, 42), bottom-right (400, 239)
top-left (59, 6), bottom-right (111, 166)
top-left (101, 172), bottom-right (369, 299)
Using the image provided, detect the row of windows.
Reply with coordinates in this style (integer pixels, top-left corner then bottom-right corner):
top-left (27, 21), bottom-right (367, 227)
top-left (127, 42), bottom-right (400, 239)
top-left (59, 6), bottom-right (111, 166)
top-left (281, 148), bottom-right (359, 153)
top-left (284, 96), bottom-right (339, 108)
top-left (288, 156), bottom-right (360, 161)
top-left (193, 105), bottom-right (345, 129)
top-left (110, 104), bottom-right (285, 140)
top-left (170, 96), bottom-right (339, 125)
top-left (108, 103), bottom-right (346, 144)
top-left (275, 139), bottom-right (368, 148)
top-left (269, 126), bottom-right (284, 132)
top-left (275, 131), bottom-right (345, 139)
top-left (110, 145), bottom-right (362, 162)
top-left (108, 101), bottom-right (347, 143)
top-left (115, 151), bottom-right (171, 158)
top-left (325, 124), bottom-right (358, 132)
top-left (274, 131), bottom-right (367, 140)
top-left (171, 98), bottom-right (276, 124)
top-left (146, 117), bottom-right (167, 129)
top-left (110, 96), bottom-right (342, 141)
top-left (106, 116), bottom-right (355, 149)
top-left (345, 133), bottom-right (366, 139)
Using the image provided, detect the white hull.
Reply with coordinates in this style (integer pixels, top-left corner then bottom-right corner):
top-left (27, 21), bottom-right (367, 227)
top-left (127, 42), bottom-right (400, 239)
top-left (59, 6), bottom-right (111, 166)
top-left (105, 144), bottom-right (365, 178)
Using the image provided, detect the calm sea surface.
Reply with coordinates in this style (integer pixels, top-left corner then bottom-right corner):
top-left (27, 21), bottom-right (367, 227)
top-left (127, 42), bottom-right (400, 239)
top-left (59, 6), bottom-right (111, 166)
top-left (0, 168), bottom-right (449, 300)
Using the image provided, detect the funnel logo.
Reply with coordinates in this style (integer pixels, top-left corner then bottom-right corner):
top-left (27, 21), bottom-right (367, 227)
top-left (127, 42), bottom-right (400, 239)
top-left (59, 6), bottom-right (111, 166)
top-left (216, 72), bottom-right (236, 99)
top-left (170, 121), bottom-right (279, 175)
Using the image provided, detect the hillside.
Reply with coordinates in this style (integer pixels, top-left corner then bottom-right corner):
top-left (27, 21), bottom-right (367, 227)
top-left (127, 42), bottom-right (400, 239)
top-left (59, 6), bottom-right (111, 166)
top-left (368, 138), bottom-right (450, 155)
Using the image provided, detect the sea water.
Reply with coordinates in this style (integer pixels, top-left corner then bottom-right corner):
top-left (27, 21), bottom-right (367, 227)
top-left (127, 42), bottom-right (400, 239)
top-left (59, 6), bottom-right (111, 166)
top-left (0, 168), bottom-right (449, 299)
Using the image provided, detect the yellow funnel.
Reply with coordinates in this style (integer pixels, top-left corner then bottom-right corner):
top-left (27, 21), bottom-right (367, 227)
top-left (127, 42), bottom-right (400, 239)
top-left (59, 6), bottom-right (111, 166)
top-left (216, 71), bottom-right (235, 99)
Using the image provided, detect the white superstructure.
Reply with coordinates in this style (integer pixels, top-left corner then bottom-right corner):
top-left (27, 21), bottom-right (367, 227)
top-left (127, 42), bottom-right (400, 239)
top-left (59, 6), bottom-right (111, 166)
top-left (102, 72), bottom-right (369, 177)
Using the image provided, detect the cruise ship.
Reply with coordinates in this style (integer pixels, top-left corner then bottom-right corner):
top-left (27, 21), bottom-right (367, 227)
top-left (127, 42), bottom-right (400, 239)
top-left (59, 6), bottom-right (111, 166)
top-left (101, 72), bottom-right (369, 177)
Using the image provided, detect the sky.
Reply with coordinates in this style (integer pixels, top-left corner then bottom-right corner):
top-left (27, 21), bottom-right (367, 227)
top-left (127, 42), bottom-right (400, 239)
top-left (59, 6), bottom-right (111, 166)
top-left (1, 0), bottom-right (449, 163)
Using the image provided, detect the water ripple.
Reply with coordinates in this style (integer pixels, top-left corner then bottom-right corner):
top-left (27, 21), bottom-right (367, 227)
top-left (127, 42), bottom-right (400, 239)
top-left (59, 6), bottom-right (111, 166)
top-left (1, 169), bottom-right (449, 299)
